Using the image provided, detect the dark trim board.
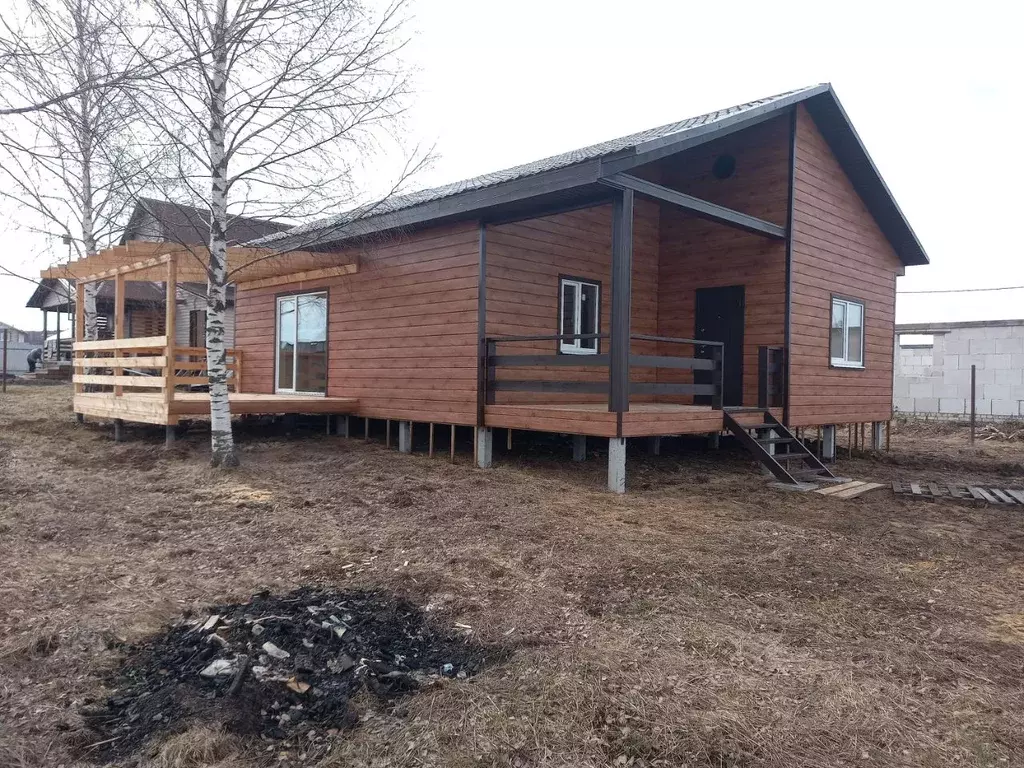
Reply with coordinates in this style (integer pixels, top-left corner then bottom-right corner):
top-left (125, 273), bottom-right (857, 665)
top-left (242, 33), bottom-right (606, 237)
top-left (783, 106), bottom-right (797, 425)
top-left (476, 221), bottom-right (487, 427)
top-left (599, 172), bottom-right (786, 240)
top-left (609, 188), bottom-right (634, 417)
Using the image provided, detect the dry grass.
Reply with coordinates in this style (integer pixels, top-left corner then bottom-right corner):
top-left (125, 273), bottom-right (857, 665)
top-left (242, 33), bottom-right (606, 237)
top-left (153, 726), bottom-right (242, 768)
top-left (0, 384), bottom-right (1022, 767)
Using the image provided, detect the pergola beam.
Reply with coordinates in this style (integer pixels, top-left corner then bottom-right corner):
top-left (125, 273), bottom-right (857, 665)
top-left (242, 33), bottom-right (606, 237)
top-left (42, 244), bottom-right (359, 285)
top-left (599, 172), bottom-right (787, 240)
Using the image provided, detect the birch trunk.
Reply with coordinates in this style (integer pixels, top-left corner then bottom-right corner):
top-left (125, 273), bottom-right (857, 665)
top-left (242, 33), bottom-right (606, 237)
top-left (74, 0), bottom-right (100, 341)
top-left (205, 0), bottom-right (238, 468)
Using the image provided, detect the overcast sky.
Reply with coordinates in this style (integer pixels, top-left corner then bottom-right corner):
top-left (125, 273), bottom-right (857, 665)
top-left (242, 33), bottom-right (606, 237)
top-left (2, 0), bottom-right (1021, 331)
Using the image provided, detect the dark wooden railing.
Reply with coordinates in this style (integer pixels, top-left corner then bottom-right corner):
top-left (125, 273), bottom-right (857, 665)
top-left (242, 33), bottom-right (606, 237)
top-left (757, 345), bottom-right (785, 408)
top-left (482, 333), bottom-right (724, 410)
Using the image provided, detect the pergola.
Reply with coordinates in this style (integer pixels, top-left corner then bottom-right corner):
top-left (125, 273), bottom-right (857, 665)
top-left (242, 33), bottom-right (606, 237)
top-left (42, 241), bottom-right (359, 433)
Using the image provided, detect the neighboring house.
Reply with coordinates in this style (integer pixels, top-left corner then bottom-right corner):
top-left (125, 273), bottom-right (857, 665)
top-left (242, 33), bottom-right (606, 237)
top-left (894, 320), bottom-right (1024, 418)
top-left (27, 198), bottom-right (290, 349)
top-left (0, 322), bottom-right (30, 344)
top-left (50, 84), bottom-right (930, 491)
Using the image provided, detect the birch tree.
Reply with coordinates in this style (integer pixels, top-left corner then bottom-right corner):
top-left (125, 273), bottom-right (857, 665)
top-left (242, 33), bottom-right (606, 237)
top-left (134, 0), bottom-right (419, 468)
top-left (0, 0), bottom-right (155, 339)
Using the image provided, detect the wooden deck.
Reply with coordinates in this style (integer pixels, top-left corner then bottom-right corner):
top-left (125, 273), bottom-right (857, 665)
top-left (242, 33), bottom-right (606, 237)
top-left (76, 391), bottom-right (358, 425)
top-left (484, 403), bottom-right (779, 438)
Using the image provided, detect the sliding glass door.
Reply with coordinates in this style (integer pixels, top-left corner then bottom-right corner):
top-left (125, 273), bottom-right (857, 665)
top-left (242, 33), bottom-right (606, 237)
top-left (276, 292), bottom-right (327, 394)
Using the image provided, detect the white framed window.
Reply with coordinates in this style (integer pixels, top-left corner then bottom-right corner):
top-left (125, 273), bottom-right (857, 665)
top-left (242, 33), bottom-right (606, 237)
top-left (830, 296), bottom-right (865, 368)
top-left (559, 277), bottom-right (600, 354)
top-left (276, 291), bottom-right (328, 394)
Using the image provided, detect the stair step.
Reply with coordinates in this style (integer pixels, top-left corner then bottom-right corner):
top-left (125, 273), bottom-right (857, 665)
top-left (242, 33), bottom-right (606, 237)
top-left (757, 437), bottom-right (795, 445)
top-left (772, 451), bottom-right (810, 460)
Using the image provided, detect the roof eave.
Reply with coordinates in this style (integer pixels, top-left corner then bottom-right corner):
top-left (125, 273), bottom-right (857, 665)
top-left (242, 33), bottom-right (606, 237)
top-left (803, 87), bottom-right (929, 267)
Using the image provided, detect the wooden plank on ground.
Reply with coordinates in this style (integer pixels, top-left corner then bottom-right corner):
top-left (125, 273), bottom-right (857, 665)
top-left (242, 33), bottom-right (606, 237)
top-left (832, 482), bottom-right (885, 499)
top-left (969, 487), bottom-right (997, 503)
top-left (815, 480), bottom-right (865, 496)
top-left (1007, 490), bottom-right (1024, 505)
top-left (990, 489), bottom-right (1015, 505)
top-left (910, 482), bottom-right (923, 496)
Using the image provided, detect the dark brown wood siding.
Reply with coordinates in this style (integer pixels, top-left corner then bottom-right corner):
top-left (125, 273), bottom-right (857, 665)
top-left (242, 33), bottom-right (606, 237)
top-left (234, 221), bottom-right (480, 424)
top-left (788, 104), bottom-right (901, 426)
top-left (654, 114), bottom-right (790, 405)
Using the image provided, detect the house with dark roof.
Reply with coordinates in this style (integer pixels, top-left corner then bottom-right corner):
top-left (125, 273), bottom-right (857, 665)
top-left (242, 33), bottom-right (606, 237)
top-left (47, 84), bottom-right (929, 492)
top-left (28, 198), bottom-right (291, 353)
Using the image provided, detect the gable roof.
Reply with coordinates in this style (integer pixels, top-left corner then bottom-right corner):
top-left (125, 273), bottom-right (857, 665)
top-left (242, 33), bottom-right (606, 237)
top-left (253, 83), bottom-right (927, 267)
top-left (121, 197), bottom-right (291, 246)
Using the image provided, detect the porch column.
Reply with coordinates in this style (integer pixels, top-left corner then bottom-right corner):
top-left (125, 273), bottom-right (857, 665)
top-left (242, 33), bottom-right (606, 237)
top-left (476, 427), bottom-right (493, 469)
top-left (608, 437), bottom-right (627, 493)
top-left (821, 424), bottom-right (837, 461)
top-left (609, 189), bottom-right (634, 419)
top-left (476, 222), bottom-right (487, 428)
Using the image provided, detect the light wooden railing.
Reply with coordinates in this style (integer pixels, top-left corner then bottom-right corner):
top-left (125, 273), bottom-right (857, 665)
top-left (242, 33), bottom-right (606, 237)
top-left (73, 338), bottom-right (243, 395)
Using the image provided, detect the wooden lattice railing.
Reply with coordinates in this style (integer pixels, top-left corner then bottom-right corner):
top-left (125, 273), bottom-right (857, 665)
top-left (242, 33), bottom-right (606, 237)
top-left (73, 338), bottom-right (243, 396)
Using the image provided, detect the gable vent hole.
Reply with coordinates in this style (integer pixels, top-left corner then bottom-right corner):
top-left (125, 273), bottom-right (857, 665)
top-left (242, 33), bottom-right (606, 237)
top-left (712, 154), bottom-right (736, 180)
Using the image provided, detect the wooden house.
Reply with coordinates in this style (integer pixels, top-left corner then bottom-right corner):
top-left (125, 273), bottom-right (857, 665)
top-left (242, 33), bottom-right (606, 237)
top-left (47, 85), bottom-right (928, 491)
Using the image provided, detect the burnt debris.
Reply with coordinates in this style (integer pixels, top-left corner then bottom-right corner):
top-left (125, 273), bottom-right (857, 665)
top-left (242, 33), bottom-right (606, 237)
top-left (80, 587), bottom-right (496, 762)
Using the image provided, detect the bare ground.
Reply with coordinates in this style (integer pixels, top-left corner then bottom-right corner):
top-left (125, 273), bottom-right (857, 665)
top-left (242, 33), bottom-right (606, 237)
top-left (0, 384), bottom-right (1022, 768)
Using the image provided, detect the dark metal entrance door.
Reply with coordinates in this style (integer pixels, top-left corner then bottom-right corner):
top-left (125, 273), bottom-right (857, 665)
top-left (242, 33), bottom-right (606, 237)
top-left (694, 285), bottom-right (745, 406)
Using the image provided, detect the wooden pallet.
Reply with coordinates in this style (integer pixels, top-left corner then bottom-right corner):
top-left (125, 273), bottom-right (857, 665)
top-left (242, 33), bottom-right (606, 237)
top-left (814, 480), bottom-right (886, 499)
top-left (892, 482), bottom-right (1024, 505)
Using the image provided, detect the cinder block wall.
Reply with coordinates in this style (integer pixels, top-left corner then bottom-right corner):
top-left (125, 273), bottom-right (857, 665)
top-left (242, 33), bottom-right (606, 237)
top-left (893, 322), bottom-right (1024, 418)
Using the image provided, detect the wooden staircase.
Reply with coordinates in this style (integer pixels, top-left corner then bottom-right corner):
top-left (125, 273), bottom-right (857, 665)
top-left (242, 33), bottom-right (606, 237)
top-left (723, 408), bottom-right (836, 485)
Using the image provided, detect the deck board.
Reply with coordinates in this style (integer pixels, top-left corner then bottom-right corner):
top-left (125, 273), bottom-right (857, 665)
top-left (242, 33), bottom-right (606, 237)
top-left (75, 391), bottom-right (358, 425)
top-left (484, 402), bottom-right (731, 437)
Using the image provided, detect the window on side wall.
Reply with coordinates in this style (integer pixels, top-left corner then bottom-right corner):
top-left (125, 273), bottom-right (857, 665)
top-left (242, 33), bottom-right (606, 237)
top-left (830, 296), bottom-right (865, 368)
top-left (559, 277), bottom-right (600, 354)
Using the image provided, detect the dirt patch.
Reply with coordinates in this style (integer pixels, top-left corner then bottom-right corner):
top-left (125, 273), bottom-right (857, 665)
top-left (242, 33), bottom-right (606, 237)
top-left (1, 386), bottom-right (1023, 767)
top-left (81, 587), bottom-right (497, 763)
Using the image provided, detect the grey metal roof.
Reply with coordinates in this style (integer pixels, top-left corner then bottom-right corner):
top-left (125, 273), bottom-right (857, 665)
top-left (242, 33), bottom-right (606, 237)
top-left (121, 197), bottom-right (291, 246)
top-left (251, 83), bottom-right (928, 266)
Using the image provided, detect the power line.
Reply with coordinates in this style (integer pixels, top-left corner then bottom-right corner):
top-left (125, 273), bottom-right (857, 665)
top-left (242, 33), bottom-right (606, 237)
top-left (898, 285), bottom-right (1024, 295)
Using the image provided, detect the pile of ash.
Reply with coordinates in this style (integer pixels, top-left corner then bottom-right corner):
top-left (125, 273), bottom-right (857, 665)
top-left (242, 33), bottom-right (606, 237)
top-left (80, 587), bottom-right (494, 762)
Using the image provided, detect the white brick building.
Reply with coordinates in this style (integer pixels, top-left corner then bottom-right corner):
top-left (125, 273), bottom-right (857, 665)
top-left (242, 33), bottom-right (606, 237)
top-left (894, 320), bottom-right (1024, 418)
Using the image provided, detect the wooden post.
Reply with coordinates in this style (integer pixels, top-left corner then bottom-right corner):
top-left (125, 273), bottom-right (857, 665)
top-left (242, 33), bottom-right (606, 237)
top-left (74, 282), bottom-right (85, 395)
top-left (848, 423), bottom-right (853, 457)
top-left (450, 424), bottom-right (456, 463)
top-left (970, 364), bottom-right (976, 445)
top-left (429, 423), bottom-right (435, 457)
top-left (233, 349), bottom-right (244, 393)
top-left (364, 417), bottom-right (370, 441)
top-left (886, 419), bottom-right (892, 452)
top-left (507, 428), bottom-right (512, 451)
top-left (164, 257), bottom-right (177, 431)
top-left (2, 328), bottom-right (7, 393)
top-left (114, 273), bottom-right (125, 396)
top-left (816, 426), bottom-right (822, 458)
top-left (386, 419), bottom-right (391, 448)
